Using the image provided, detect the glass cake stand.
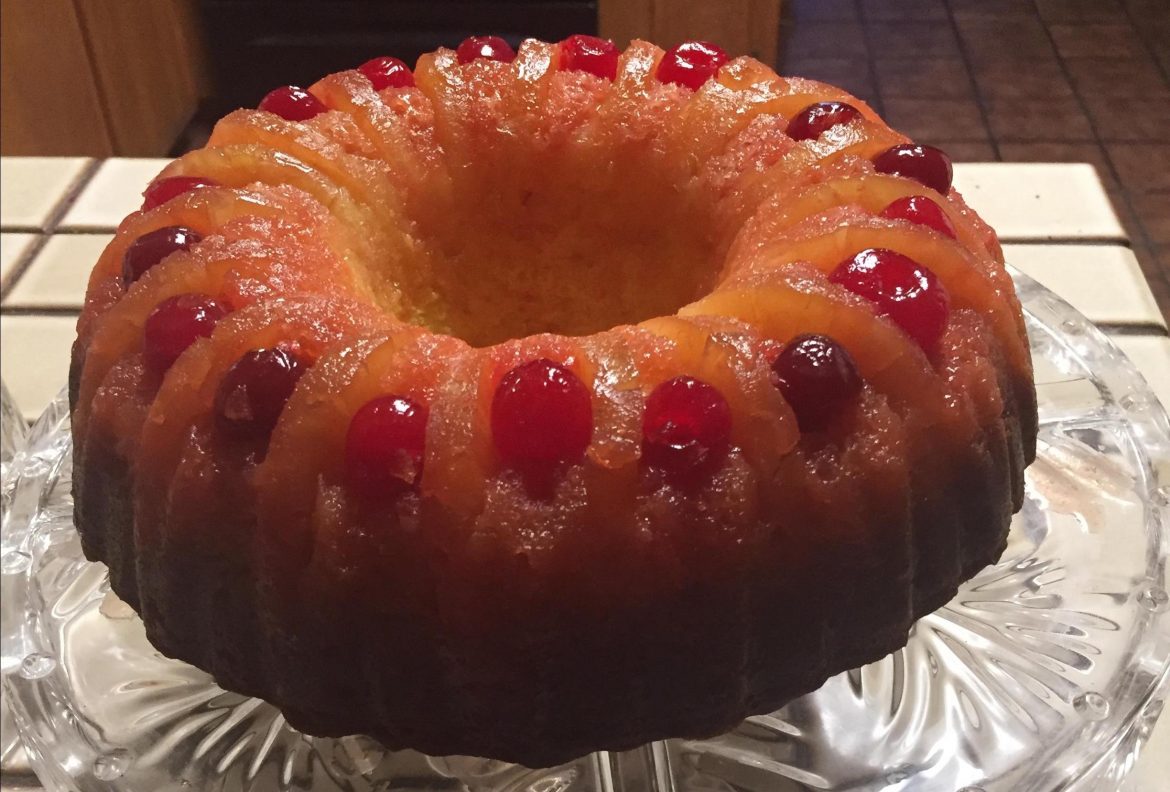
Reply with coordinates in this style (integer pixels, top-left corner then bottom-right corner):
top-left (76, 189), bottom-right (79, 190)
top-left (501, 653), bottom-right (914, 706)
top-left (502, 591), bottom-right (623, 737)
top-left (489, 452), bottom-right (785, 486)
top-left (2, 272), bottom-right (1168, 792)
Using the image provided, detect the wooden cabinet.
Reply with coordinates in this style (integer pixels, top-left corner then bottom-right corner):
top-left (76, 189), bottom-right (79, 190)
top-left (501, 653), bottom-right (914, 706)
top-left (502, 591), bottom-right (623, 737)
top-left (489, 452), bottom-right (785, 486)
top-left (0, 0), bottom-right (208, 156)
top-left (196, 1), bottom-right (596, 118)
top-left (600, 0), bottom-right (780, 65)
top-left (1, 0), bottom-right (781, 157)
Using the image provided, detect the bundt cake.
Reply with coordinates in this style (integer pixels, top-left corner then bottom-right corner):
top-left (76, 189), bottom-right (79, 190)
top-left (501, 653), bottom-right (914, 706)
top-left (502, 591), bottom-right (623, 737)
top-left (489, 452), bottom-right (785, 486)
top-left (69, 34), bottom-right (1038, 767)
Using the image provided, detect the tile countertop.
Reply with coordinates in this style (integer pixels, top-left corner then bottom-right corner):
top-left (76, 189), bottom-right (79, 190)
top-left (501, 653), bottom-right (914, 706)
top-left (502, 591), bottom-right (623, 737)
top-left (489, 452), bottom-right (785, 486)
top-left (1, 157), bottom-right (1168, 789)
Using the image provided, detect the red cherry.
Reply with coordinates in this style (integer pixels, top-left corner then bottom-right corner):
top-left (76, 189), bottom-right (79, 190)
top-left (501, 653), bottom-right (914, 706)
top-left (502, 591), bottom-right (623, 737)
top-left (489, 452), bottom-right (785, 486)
top-left (786, 101), bottom-right (862, 142)
top-left (873, 144), bottom-right (953, 195)
top-left (829, 248), bottom-right (950, 352)
top-left (215, 347), bottom-right (308, 441)
top-left (656, 41), bottom-right (729, 90)
top-left (358, 56), bottom-right (415, 90)
top-left (642, 376), bottom-right (731, 485)
top-left (559, 34), bottom-right (619, 80)
top-left (491, 359), bottom-right (592, 487)
top-left (141, 176), bottom-right (217, 211)
top-left (143, 293), bottom-right (227, 374)
top-left (345, 395), bottom-right (428, 499)
top-left (456, 36), bottom-right (516, 64)
top-left (258, 86), bottom-right (327, 121)
top-left (880, 195), bottom-right (958, 239)
top-left (771, 335), bottom-right (863, 431)
top-left (122, 226), bottom-right (203, 287)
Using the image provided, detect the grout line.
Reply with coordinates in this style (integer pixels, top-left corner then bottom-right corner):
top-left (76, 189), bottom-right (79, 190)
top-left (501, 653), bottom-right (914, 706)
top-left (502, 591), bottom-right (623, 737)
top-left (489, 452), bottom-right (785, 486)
top-left (941, 0), bottom-right (1002, 159)
top-left (0, 306), bottom-right (82, 317)
top-left (33, 226), bottom-right (119, 235)
top-left (0, 233), bottom-right (43, 298)
top-left (1000, 237), bottom-right (1133, 247)
top-left (42, 158), bottom-right (103, 235)
top-left (0, 159), bottom-right (102, 304)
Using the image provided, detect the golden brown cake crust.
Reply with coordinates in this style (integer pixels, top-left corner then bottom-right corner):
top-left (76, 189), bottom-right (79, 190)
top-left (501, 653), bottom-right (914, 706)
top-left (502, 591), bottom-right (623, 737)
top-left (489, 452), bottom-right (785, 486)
top-left (71, 37), bottom-right (1037, 766)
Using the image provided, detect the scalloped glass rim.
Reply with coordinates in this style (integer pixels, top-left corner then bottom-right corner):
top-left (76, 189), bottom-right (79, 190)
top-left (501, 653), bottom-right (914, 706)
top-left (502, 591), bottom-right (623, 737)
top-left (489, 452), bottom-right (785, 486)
top-left (1, 269), bottom-right (1168, 792)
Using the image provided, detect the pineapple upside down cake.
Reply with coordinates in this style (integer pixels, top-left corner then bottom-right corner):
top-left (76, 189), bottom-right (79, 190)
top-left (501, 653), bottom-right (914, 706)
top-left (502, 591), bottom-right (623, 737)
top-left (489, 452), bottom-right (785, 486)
top-left (69, 34), bottom-right (1037, 766)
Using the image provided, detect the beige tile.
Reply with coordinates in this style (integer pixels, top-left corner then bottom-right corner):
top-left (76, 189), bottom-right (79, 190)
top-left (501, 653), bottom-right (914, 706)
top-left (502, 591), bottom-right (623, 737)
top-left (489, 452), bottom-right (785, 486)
top-left (1110, 334), bottom-right (1170, 411)
top-left (0, 157), bottom-right (92, 230)
top-left (952, 162), bottom-right (1126, 242)
top-left (3, 234), bottom-right (112, 308)
top-left (0, 233), bottom-right (38, 289)
top-left (58, 158), bottom-right (173, 231)
top-left (0, 315), bottom-right (77, 421)
top-left (1005, 244), bottom-right (1164, 327)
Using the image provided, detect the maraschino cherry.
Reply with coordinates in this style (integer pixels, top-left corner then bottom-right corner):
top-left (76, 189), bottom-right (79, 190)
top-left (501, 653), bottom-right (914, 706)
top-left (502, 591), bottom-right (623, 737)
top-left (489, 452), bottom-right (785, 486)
top-left (880, 195), bottom-right (958, 239)
top-left (642, 376), bottom-right (731, 485)
top-left (143, 293), bottom-right (226, 374)
top-left (787, 101), bottom-right (861, 142)
top-left (358, 56), bottom-right (415, 90)
top-left (491, 358), bottom-right (592, 491)
top-left (873, 144), bottom-right (953, 195)
top-left (456, 35), bottom-right (516, 64)
top-left (656, 41), bottom-right (728, 90)
top-left (559, 34), bottom-right (619, 80)
top-left (345, 395), bottom-right (428, 499)
top-left (122, 226), bottom-right (202, 287)
top-left (829, 248), bottom-right (950, 352)
top-left (216, 347), bottom-right (308, 441)
top-left (771, 335), bottom-right (862, 431)
top-left (141, 176), bottom-right (217, 211)
top-left (258, 86), bottom-right (327, 121)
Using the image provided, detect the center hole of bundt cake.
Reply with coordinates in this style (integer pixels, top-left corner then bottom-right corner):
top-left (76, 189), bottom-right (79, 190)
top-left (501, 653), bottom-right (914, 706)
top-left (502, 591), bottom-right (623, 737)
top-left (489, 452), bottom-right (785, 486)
top-left (370, 157), bottom-right (720, 347)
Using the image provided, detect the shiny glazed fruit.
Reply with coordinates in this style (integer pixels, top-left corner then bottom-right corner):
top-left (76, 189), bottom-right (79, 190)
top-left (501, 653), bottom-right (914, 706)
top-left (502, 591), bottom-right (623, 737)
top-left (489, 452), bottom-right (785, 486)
top-left (141, 176), bottom-right (217, 211)
top-left (143, 293), bottom-right (227, 374)
top-left (456, 35), bottom-right (516, 64)
top-left (491, 358), bottom-right (592, 486)
top-left (656, 41), bottom-right (729, 90)
top-left (215, 347), bottom-right (308, 441)
top-left (787, 101), bottom-right (861, 142)
top-left (122, 226), bottom-right (203, 287)
top-left (358, 56), bottom-right (415, 90)
top-left (771, 334), bottom-right (863, 431)
top-left (880, 195), bottom-right (957, 239)
top-left (829, 248), bottom-right (950, 352)
top-left (258, 86), bottom-right (328, 121)
top-left (559, 34), bottom-right (619, 79)
top-left (345, 395), bottom-right (428, 499)
top-left (873, 144), bottom-right (953, 195)
top-left (642, 376), bottom-right (731, 485)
